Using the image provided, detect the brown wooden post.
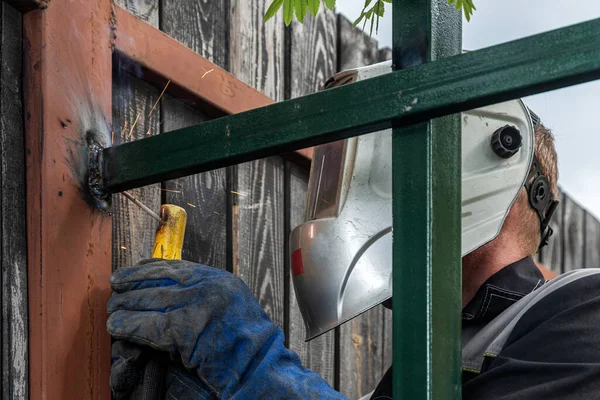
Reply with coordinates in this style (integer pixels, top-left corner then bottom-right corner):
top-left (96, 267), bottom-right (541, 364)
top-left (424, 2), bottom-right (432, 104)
top-left (23, 0), bottom-right (113, 398)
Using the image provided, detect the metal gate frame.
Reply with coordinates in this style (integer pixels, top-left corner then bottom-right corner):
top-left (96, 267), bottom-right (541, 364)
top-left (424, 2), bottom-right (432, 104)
top-left (13, 0), bottom-right (600, 398)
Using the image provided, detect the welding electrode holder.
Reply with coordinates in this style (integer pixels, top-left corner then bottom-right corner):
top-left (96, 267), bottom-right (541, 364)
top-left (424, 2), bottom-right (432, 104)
top-left (128, 204), bottom-right (187, 400)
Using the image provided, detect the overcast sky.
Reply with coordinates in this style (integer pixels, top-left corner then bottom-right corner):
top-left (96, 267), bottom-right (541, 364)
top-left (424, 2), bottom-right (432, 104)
top-left (336, 0), bottom-right (600, 219)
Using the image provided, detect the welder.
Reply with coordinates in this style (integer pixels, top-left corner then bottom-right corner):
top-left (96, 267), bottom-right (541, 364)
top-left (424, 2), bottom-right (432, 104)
top-left (107, 62), bottom-right (600, 399)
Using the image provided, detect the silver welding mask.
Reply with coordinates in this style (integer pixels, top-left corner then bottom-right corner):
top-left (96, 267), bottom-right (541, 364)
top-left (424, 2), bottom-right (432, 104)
top-left (290, 60), bottom-right (535, 341)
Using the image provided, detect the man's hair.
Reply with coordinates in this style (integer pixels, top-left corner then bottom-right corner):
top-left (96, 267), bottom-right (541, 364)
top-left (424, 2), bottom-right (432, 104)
top-left (516, 123), bottom-right (559, 255)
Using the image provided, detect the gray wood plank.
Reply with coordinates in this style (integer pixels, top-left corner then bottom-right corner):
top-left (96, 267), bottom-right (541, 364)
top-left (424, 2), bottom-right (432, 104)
top-left (540, 188), bottom-right (564, 273)
top-left (112, 0), bottom-right (160, 269)
top-left (287, 8), bottom-right (337, 386)
top-left (114, 0), bottom-right (158, 26)
top-left (112, 71), bottom-right (162, 269)
top-left (160, 0), bottom-right (228, 269)
top-left (161, 97), bottom-right (228, 268)
top-left (337, 14), bottom-right (384, 71)
top-left (233, 157), bottom-right (285, 326)
top-left (230, 0), bottom-right (284, 101)
top-left (1, 4), bottom-right (28, 399)
top-left (339, 306), bottom-right (385, 399)
top-left (382, 307), bottom-right (393, 375)
top-left (289, 10), bottom-right (337, 98)
top-left (585, 211), bottom-right (600, 268)
top-left (337, 15), bottom-right (388, 398)
top-left (562, 193), bottom-right (586, 272)
top-left (229, 0), bottom-right (286, 327)
top-left (161, 0), bottom-right (228, 69)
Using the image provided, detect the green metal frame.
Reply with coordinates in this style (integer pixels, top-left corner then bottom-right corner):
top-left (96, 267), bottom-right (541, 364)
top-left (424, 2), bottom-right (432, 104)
top-left (103, 16), bottom-right (600, 192)
top-left (392, 1), bottom-right (462, 397)
top-left (100, 2), bottom-right (600, 397)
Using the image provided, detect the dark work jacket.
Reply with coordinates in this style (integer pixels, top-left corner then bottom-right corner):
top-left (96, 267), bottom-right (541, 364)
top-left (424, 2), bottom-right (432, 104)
top-left (371, 257), bottom-right (600, 399)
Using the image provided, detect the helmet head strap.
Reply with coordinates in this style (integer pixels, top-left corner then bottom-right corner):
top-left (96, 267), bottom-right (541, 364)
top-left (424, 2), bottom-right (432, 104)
top-left (525, 109), bottom-right (559, 250)
top-left (524, 155), bottom-right (559, 249)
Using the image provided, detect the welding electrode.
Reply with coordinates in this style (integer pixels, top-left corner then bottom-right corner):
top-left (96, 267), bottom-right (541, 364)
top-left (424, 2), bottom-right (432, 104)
top-left (121, 193), bottom-right (187, 400)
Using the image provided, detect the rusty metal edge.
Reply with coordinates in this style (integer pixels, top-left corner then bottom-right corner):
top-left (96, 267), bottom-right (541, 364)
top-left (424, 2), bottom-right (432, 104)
top-left (23, 0), bottom-right (113, 398)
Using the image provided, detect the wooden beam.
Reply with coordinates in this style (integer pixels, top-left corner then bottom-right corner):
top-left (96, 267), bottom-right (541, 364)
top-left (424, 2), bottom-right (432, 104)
top-left (23, 0), bottom-right (113, 398)
top-left (3, 0), bottom-right (47, 13)
top-left (114, 5), bottom-right (269, 116)
top-left (113, 5), bottom-right (313, 161)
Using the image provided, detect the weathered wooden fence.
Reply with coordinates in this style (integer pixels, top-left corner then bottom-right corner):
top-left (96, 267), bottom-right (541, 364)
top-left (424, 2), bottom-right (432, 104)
top-left (539, 190), bottom-right (600, 273)
top-left (0, 1), bottom-right (599, 398)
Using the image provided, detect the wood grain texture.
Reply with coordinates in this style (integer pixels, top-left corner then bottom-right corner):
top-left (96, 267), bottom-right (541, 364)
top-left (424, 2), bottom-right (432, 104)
top-left (585, 211), bottom-right (600, 268)
top-left (160, 0), bottom-right (228, 269)
top-left (229, 0), bottom-right (286, 327)
top-left (382, 307), bottom-right (393, 375)
top-left (161, 97), bottom-right (228, 268)
top-left (161, 0), bottom-right (228, 70)
top-left (113, 5), bottom-right (276, 119)
top-left (1, 4), bottom-right (28, 399)
top-left (289, 10), bottom-right (337, 98)
top-left (23, 0), bottom-right (113, 397)
top-left (339, 306), bottom-right (385, 398)
top-left (540, 188), bottom-right (564, 273)
top-left (286, 7), bottom-right (337, 385)
top-left (114, 0), bottom-right (158, 26)
top-left (233, 157), bottom-right (285, 326)
top-left (112, 70), bottom-right (162, 268)
top-left (562, 193), bottom-right (586, 272)
top-left (230, 0), bottom-right (284, 101)
top-left (338, 15), bottom-right (387, 71)
top-left (112, 0), bottom-right (161, 271)
top-left (337, 15), bottom-right (389, 397)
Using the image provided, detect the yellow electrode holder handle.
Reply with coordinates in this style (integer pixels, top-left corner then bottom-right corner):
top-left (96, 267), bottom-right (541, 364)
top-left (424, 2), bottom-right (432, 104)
top-left (152, 204), bottom-right (187, 260)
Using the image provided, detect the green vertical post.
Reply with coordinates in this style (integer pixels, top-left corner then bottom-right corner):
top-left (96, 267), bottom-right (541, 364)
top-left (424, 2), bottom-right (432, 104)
top-left (392, 0), bottom-right (462, 398)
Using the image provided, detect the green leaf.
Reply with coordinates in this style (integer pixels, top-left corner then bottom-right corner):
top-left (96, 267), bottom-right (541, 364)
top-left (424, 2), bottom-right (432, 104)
top-left (463, 1), bottom-right (472, 21)
top-left (352, 12), bottom-right (365, 28)
top-left (362, 8), bottom-right (373, 31)
top-left (374, 0), bottom-right (385, 17)
top-left (283, 0), bottom-right (294, 26)
top-left (263, 0), bottom-right (284, 23)
top-left (295, 0), bottom-right (308, 23)
top-left (268, 0), bottom-right (476, 31)
top-left (308, 0), bottom-right (320, 16)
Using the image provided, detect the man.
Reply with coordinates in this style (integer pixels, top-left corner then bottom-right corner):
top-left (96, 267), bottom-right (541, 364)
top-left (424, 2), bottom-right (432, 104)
top-left (458, 123), bottom-right (600, 399)
top-left (107, 116), bottom-right (600, 400)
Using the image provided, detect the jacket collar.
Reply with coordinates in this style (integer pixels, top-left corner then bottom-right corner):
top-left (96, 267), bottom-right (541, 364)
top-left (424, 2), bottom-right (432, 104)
top-left (462, 256), bottom-right (545, 324)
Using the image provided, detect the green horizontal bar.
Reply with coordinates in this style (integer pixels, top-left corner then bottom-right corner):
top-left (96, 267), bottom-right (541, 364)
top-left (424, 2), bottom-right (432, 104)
top-left (103, 17), bottom-right (600, 192)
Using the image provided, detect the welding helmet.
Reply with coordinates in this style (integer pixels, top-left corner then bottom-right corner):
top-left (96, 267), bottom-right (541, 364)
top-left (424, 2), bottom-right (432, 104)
top-left (290, 60), bottom-right (546, 341)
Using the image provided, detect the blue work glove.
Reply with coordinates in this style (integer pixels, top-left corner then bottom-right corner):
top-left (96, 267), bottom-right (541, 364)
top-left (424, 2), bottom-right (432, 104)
top-left (107, 259), bottom-right (347, 399)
